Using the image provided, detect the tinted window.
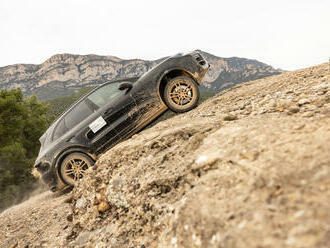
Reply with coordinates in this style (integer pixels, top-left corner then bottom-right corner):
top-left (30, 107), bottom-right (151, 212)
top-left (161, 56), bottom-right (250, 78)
top-left (65, 100), bottom-right (93, 130)
top-left (51, 81), bottom-right (128, 141)
top-left (87, 82), bottom-right (122, 108)
top-left (53, 118), bottom-right (68, 141)
top-left (44, 125), bottom-right (55, 145)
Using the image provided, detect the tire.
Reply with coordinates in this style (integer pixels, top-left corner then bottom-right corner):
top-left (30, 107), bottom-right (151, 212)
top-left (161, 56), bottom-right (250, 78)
top-left (59, 152), bottom-right (94, 186)
top-left (164, 76), bottom-right (200, 113)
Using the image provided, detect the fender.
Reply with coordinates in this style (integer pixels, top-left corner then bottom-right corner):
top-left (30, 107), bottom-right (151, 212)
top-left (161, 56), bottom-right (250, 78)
top-left (156, 66), bottom-right (197, 100)
top-left (53, 145), bottom-right (96, 187)
top-left (54, 145), bottom-right (96, 171)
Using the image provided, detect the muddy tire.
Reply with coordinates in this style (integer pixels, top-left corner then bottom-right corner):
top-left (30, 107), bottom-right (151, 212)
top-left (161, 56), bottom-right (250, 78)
top-left (59, 153), bottom-right (94, 186)
top-left (164, 76), bottom-right (200, 113)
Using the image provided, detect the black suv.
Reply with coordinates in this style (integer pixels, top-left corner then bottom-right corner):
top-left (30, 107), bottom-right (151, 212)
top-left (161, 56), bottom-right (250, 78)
top-left (34, 51), bottom-right (209, 191)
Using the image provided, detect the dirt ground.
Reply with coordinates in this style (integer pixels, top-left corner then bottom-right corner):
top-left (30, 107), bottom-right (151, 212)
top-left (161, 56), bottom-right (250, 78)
top-left (0, 63), bottom-right (329, 247)
top-left (0, 191), bottom-right (71, 247)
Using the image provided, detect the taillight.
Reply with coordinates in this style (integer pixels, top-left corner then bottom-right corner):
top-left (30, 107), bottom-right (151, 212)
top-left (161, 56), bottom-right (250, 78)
top-left (193, 53), bottom-right (206, 66)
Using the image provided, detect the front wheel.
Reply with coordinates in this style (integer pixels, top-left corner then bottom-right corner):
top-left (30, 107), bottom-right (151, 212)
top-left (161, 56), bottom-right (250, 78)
top-left (59, 152), bottom-right (94, 186)
top-left (164, 76), bottom-right (200, 113)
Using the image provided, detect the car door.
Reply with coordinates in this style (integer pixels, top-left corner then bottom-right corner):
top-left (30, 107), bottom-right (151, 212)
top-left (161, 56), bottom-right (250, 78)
top-left (129, 74), bottom-right (166, 128)
top-left (85, 80), bottom-right (138, 152)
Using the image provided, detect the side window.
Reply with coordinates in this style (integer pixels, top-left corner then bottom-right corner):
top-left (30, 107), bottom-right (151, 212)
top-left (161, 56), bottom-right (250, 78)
top-left (51, 81), bottom-right (129, 141)
top-left (87, 82), bottom-right (122, 108)
top-left (65, 100), bottom-right (93, 130)
top-left (52, 118), bottom-right (68, 141)
top-left (52, 100), bottom-right (93, 141)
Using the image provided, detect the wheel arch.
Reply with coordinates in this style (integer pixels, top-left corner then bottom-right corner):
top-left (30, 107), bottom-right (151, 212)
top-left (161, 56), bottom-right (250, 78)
top-left (157, 68), bottom-right (197, 103)
top-left (54, 147), bottom-right (96, 183)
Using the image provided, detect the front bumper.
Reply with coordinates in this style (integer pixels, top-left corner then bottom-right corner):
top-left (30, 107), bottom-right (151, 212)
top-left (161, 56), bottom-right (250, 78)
top-left (40, 169), bottom-right (58, 192)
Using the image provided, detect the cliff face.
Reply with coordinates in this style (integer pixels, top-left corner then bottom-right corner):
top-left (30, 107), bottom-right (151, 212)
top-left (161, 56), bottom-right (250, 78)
top-left (0, 51), bottom-right (282, 100)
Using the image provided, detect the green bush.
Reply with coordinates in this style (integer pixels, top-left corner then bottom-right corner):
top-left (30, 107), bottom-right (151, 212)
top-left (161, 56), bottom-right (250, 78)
top-left (0, 89), bottom-right (49, 211)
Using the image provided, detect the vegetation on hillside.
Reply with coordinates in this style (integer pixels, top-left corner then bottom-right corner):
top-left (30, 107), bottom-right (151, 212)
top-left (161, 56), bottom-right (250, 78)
top-left (0, 89), bottom-right (50, 211)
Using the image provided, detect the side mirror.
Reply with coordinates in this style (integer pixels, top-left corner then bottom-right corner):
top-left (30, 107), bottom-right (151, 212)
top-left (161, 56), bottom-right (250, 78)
top-left (119, 83), bottom-right (133, 92)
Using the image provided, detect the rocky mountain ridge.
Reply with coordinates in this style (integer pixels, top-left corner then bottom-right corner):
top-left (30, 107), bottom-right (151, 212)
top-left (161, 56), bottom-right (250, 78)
top-left (0, 51), bottom-right (282, 100)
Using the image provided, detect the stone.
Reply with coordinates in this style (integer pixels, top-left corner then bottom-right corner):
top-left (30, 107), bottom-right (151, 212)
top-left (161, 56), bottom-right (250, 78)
top-left (66, 214), bottom-right (73, 222)
top-left (97, 201), bottom-right (110, 212)
top-left (293, 124), bottom-right (305, 130)
top-left (302, 112), bottom-right (314, 117)
top-left (223, 115), bottom-right (237, 121)
top-left (75, 197), bottom-right (87, 209)
top-left (289, 106), bottom-right (300, 113)
top-left (298, 98), bottom-right (311, 106)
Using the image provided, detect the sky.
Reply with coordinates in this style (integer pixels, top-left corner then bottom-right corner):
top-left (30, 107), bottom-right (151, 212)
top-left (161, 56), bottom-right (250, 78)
top-left (0, 0), bottom-right (329, 70)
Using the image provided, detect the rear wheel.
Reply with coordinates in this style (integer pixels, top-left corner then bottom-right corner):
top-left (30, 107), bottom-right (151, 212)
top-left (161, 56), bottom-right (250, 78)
top-left (59, 152), bottom-right (94, 186)
top-left (164, 76), bottom-right (200, 113)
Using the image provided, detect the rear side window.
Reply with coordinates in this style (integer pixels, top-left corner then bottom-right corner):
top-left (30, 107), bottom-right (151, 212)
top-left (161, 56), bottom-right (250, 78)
top-left (52, 100), bottom-right (93, 141)
top-left (65, 100), bottom-right (93, 130)
top-left (51, 81), bottom-right (130, 141)
top-left (52, 118), bottom-right (68, 141)
top-left (87, 82), bottom-right (122, 108)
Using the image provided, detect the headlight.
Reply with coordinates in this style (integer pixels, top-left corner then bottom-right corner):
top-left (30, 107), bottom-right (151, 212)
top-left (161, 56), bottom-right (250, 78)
top-left (35, 162), bottom-right (50, 173)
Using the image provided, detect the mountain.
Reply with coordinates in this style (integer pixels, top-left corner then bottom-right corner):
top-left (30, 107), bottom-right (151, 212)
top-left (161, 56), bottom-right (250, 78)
top-left (200, 51), bottom-right (284, 92)
top-left (0, 62), bottom-right (329, 247)
top-left (0, 51), bottom-right (282, 100)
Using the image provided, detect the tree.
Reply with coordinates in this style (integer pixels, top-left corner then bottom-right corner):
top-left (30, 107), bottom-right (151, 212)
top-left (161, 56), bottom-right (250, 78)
top-left (0, 89), bottom-right (49, 210)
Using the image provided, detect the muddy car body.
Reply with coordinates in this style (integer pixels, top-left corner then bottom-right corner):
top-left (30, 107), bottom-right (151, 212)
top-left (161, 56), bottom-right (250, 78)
top-left (34, 51), bottom-right (209, 191)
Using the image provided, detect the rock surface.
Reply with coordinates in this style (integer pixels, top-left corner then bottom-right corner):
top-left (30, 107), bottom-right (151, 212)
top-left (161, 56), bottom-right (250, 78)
top-left (0, 51), bottom-right (281, 100)
top-left (0, 62), bottom-right (329, 247)
top-left (0, 192), bottom-right (72, 247)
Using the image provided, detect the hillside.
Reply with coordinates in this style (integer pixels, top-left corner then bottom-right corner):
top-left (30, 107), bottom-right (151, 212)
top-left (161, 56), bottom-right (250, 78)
top-left (0, 63), bottom-right (329, 248)
top-left (0, 51), bottom-right (281, 100)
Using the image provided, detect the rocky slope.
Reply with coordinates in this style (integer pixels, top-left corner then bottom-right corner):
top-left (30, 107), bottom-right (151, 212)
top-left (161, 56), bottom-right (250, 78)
top-left (0, 192), bottom-right (71, 247)
top-left (0, 51), bottom-right (281, 100)
top-left (0, 63), bottom-right (329, 248)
